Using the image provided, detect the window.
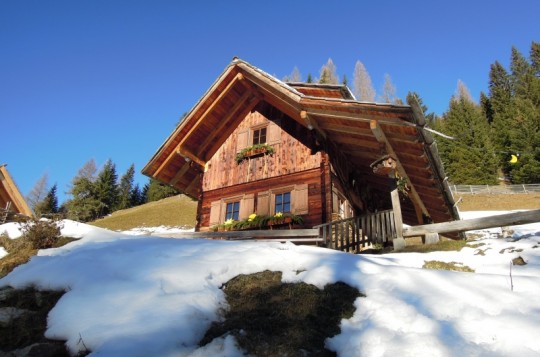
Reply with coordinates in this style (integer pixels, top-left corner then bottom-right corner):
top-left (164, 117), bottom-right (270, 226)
top-left (274, 192), bottom-right (291, 214)
top-left (225, 201), bottom-right (240, 221)
top-left (252, 127), bottom-right (267, 145)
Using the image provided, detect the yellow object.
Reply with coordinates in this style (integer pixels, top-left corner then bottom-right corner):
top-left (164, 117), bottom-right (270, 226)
top-left (509, 155), bottom-right (518, 164)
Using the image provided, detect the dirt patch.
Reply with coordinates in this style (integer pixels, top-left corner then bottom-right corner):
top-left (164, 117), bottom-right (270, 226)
top-left (200, 270), bottom-right (363, 356)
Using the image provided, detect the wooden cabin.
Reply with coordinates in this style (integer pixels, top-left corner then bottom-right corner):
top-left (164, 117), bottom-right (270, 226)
top-left (143, 58), bottom-right (459, 236)
top-left (0, 164), bottom-right (33, 222)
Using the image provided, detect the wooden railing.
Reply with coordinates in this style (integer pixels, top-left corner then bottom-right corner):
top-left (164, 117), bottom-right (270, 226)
top-left (314, 210), bottom-right (397, 253)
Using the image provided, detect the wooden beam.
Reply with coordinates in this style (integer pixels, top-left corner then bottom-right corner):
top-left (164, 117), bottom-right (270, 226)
top-left (196, 90), bottom-right (257, 157)
top-left (403, 209), bottom-right (540, 237)
top-left (169, 161), bottom-right (191, 187)
top-left (300, 110), bottom-right (327, 139)
top-left (304, 107), bottom-right (416, 127)
top-left (177, 147), bottom-right (205, 168)
top-left (184, 175), bottom-right (200, 197)
top-left (178, 72), bottom-right (245, 148)
top-left (370, 119), bottom-right (428, 222)
top-left (153, 72), bottom-right (246, 178)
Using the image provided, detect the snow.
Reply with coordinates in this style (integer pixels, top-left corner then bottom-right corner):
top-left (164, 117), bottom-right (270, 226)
top-left (1, 213), bottom-right (540, 356)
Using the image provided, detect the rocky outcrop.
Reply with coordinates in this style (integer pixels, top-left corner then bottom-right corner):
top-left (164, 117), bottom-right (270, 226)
top-left (0, 286), bottom-right (71, 356)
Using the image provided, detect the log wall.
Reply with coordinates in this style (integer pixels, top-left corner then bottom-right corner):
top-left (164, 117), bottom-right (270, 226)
top-left (198, 167), bottom-right (329, 231)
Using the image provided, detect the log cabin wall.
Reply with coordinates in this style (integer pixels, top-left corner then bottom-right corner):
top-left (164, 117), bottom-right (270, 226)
top-left (202, 111), bottom-right (322, 191)
top-left (198, 167), bottom-right (326, 231)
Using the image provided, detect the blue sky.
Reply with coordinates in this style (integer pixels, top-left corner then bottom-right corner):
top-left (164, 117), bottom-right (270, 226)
top-left (1, 0), bottom-right (539, 205)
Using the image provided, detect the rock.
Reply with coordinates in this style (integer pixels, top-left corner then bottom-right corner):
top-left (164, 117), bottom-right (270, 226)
top-left (512, 256), bottom-right (527, 266)
top-left (0, 287), bottom-right (16, 303)
top-left (0, 307), bottom-right (31, 327)
top-left (9, 342), bottom-right (69, 357)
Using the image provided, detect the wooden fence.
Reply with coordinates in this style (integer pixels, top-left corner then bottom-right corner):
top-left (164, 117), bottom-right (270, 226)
top-left (314, 210), bottom-right (396, 253)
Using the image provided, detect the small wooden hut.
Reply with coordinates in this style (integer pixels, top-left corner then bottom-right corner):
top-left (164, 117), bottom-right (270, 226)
top-left (0, 164), bottom-right (33, 223)
top-left (143, 58), bottom-right (459, 240)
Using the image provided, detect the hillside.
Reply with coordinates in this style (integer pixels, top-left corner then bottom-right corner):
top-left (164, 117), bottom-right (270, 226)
top-left (454, 193), bottom-right (540, 211)
top-left (90, 193), bottom-right (540, 232)
top-left (91, 195), bottom-right (197, 231)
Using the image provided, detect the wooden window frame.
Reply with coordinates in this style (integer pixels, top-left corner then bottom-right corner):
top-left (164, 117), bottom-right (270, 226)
top-left (225, 201), bottom-right (240, 221)
top-left (274, 191), bottom-right (291, 214)
top-left (251, 125), bottom-right (267, 145)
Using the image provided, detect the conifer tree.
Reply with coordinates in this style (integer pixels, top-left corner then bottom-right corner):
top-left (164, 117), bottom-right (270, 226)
top-left (437, 83), bottom-right (498, 184)
top-left (318, 58), bottom-right (339, 84)
top-left (145, 178), bottom-right (180, 202)
top-left (352, 60), bottom-right (376, 101)
top-left (65, 160), bottom-right (100, 222)
top-left (306, 73), bottom-right (313, 83)
top-left (116, 164), bottom-right (135, 211)
top-left (93, 159), bottom-right (119, 217)
top-left (34, 184), bottom-right (59, 217)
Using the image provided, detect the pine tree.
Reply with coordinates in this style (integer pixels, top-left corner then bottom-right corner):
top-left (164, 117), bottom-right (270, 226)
top-left (489, 43), bottom-right (540, 183)
top-left (352, 60), bottom-right (376, 101)
top-left (145, 178), bottom-right (179, 202)
top-left (93, 159), bottom-right (119, 217)
top-left (531, 41), bottom-right (540, 76)
top-left (306, 73), bottom-right (313, 83)
top-left (318, 58), bottom-right (339, 84)
top-left (437, 88), bottom-right (498, 184)
top-left (130, 183), bottom-right (143, 207)
top-left (116, 164), bottom-right (135, 211)
top-left (65, 161), bottom-right (100, 222)
top-left (34, 184), bottom-right (59, 217)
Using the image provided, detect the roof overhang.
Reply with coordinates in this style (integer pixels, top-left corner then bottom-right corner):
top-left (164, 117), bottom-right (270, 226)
top-left (142, 58), bottom-right (459, 225)
top-left (0, 164), bottom-right (33, 217)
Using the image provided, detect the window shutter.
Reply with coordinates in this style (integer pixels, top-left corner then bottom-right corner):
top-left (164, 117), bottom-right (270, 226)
top-left (257, 191), bottom-right (270, 216)
top-left (236, 129), bottom-right (249, 152)
top-left (209, 200), bottom-right (222, 226)
top-left (267, 121), bottom-right (281, 145)
top-left (239, 194), bottom-right (254, 220)
top-left (293, 184), bottom-right (309, 215)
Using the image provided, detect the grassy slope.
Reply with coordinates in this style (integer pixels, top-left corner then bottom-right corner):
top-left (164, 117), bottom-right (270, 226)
top-left (455, 193), bottom-right (540, 211)
top-left (91, 195), bottom-right (198, 231)
top-left (89, 193), bottom-right (540, 232)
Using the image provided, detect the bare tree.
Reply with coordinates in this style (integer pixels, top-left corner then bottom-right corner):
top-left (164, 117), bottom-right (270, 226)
top-left (318, 58), bottom-right (339, 84)
top-left (287, 66), bottom-right (302, 82)
top-left (27, 172), bottom-right (49, 212)
top-left (453, 79), bottom-right (474, 103)
top-left (352, 60), bottom-right (376, 101)
top-left (380, 74), bottom-right (397, 103)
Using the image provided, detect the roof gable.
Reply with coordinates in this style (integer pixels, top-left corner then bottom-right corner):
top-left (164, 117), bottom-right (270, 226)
top-left (0, 164), bottom-right (33, 217)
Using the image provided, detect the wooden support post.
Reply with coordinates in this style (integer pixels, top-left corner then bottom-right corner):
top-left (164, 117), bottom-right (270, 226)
top-left (391, 188), bottom-right (406, 251)
top-left (424, 232), bottom-right (440, 245)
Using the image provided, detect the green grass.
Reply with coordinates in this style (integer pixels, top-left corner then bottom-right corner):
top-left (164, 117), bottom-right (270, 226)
top-left (200, 271), bottom-right (363, 356)
top-left (91, 195), bottom-right (197, 231)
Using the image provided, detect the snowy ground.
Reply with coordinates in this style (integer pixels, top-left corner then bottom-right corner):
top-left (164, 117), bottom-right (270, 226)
top-left (1, 212), bottom-right (540, 356)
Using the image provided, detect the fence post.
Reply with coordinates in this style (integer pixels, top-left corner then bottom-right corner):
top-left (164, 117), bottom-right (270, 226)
top-left (391, 189), bottom-right (406, 250)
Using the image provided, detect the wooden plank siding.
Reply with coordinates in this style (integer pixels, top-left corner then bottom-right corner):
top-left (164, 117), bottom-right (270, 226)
top-left (202, 111), bottom-right (322, 191)
top-left (198, 167), bottom-right (328, 231)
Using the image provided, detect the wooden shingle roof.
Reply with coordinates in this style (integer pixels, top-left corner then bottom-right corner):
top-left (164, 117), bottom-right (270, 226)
top-left (143, 58), bottom-right (459, 226)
